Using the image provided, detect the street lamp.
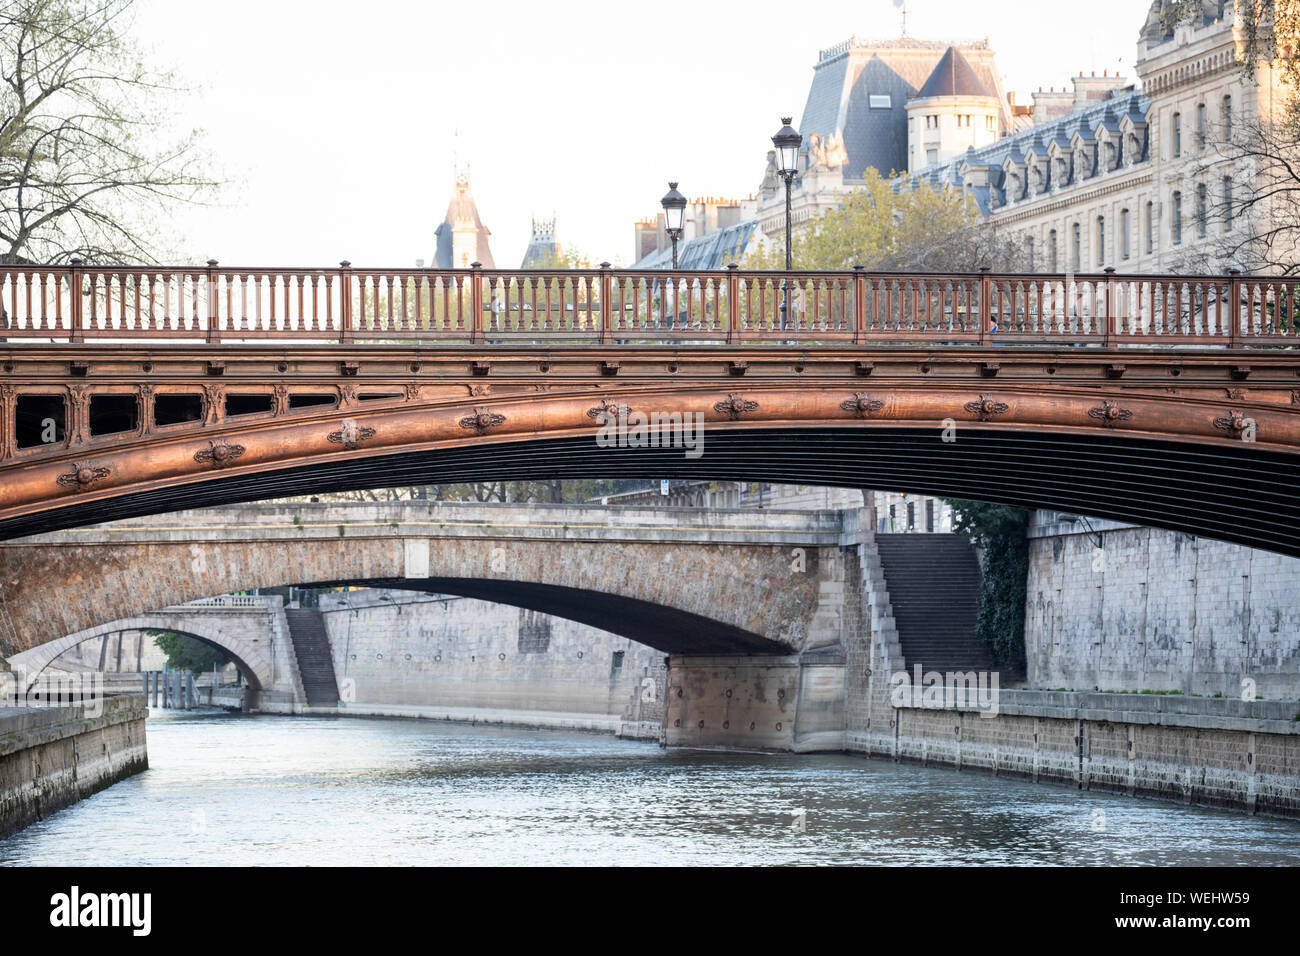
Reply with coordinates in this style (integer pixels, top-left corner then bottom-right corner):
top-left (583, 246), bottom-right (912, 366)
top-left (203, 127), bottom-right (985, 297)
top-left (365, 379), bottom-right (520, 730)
top-left (771, 117), bottom-right (801, 331)
top-left (660, 181), bottom-right (686, 269)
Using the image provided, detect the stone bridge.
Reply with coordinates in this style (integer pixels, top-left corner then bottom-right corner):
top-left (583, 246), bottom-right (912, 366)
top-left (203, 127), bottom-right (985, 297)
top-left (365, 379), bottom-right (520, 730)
top-left (0, 500), bottom-right (857, 666)
top-left (5, 597), bottom-right (288, 700)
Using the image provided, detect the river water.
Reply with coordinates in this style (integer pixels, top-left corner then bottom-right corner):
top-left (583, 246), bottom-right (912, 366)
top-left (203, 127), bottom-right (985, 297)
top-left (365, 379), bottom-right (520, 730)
top-left (3, 709), bottom-right (1298, 866)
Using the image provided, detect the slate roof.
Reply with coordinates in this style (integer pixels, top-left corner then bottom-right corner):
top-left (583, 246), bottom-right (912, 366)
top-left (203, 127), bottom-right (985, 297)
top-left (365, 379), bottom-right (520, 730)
top-left (433, 178), bottom-right (495, 268)
top-left (915, 46), bottom-right (992, 100)
top-left (797, 40), bottom-right (1006, 184)
top-left (903, 89), bottom-right (1151, 214)
top-left (632, 219), bottom-right (760, 270)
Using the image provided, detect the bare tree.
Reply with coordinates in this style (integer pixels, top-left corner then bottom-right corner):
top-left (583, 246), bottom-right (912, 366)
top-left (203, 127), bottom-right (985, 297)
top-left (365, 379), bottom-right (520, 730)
top-left (1161, 1), bottom-right (1300, 274)
top-left (1187, 116), bottom-right (1300, 275)
top-left (0, 0), bottom-right (217, 264)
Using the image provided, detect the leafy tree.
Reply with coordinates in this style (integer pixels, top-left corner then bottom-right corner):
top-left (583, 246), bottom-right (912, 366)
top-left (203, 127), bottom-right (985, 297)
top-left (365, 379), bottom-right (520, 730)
top-left (149, 630), bottom-right (230, 673)
top-left (947, 499), bottom-right (1029, 672)
top-left (745, 169), bottom-right (1028, 273)
top-left (0, 0), bottom-right (218, 263)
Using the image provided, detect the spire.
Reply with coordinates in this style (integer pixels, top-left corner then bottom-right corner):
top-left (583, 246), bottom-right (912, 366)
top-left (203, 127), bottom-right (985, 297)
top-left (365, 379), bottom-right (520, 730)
top-left (433, 167), bottom-right (494, 269)
top-left (916, 46), bottom-right (993, 99)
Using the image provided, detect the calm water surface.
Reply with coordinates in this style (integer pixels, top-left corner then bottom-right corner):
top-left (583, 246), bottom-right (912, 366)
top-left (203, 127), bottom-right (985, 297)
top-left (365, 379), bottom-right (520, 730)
top-left (3, 709), bottom-right (1299, 866)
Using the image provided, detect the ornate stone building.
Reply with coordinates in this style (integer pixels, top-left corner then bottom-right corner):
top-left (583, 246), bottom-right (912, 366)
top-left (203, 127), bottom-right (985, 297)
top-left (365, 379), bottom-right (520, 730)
top-left (755, 36), bottom-right (1011, 245)
top-left (905, 1), bottom-right (1288, 274)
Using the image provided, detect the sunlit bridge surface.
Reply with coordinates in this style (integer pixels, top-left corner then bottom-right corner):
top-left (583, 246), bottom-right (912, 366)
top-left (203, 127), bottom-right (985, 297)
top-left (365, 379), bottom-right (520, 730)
top-left (3, 711), bottom-right (1298, 867)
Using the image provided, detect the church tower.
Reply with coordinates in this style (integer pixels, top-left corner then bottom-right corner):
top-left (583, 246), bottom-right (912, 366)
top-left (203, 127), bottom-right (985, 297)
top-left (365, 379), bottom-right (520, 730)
top-left (434, 167), bottom-right (495, 269)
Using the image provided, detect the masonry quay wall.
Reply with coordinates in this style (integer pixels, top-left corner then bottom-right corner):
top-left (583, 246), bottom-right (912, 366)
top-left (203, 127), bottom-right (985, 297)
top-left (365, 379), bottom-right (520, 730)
top-left (0, 694), bottom-right (148, 838)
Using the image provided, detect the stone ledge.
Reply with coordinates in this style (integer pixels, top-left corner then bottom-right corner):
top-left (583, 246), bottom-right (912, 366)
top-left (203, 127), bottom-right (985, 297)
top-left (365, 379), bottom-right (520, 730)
top-left (998, 689), bottom-right (1300, 721)
top-left (0, 694), bottom-right (147, 758)
top-left (895, 699), bottom-right (1300, 735)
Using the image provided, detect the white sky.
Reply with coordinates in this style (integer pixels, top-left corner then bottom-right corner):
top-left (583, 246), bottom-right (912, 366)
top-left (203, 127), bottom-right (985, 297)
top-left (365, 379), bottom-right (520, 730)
top-left (132, 0), bottom-right (1148, 268)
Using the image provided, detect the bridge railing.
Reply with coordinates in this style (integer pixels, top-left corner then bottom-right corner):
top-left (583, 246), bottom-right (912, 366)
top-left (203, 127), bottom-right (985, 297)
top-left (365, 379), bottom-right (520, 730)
top-left (1, 262), bottom-right (1296, 347)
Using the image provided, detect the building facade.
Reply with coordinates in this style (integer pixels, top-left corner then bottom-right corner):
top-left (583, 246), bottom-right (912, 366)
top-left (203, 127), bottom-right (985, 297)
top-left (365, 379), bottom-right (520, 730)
top-left (753, 36), bottom-right (1012, 246)
top-left (906, 1), bottom-right (1287, 274)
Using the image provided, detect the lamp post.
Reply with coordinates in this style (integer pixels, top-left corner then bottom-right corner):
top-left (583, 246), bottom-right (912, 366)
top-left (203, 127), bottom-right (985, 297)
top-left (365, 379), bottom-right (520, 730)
top-left (660, 182), bottom-right (686, 269)
top-left (771, 117), bottom-right (801, 331)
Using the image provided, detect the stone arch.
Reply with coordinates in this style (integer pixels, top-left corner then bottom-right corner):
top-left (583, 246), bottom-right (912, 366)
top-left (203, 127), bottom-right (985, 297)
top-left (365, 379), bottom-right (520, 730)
top-left (0, 526), bottom-right (834, 658)
top-left (7, 610), bottom-right (273, 695)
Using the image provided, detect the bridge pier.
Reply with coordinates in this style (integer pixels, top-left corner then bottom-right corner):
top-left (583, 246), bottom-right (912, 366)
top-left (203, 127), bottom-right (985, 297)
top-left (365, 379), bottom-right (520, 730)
top-left (664, 650), bottom-right (846, 753)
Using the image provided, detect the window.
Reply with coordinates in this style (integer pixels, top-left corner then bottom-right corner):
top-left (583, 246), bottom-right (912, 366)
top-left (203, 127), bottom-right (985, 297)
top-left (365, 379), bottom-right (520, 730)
top-left (926, 148), bottom-right (938, 164)
top-left (1196, 183), bottom-right (1208, 238)
top-left (985, 115), bottom-right (996, 131)
top-left (957, 114), bottom-right (971, 128)
top-left (1145, 200), bottom-right (1154, 253)
top-left (1097, 215), bottom-right (1106, 265)
top-left (925, 500), bottom-right (935, 533)
top-left (869, 94), bottom-right (892, 109)
top-left (1049, 229), bottom-right (1058, 272)
top-left (1027, 236), bottom-right (1035, 269)
top-left (1172, 191), bottom-right (1183, 244)
top-left (906, 501), bottom-right (915, 530)
top-left (926, 114), bottom-right (938, 130)
top-left (1120, 208), bottom-right (1130, 260)
top-left (1172, 112), bottom-right (1182, 157)
top-left (1224, 177), bottom-right (1234, 231)
top-left (1197, 103), bottom-right (1207, 147)
top-left (1071, 222), bottom-right (1081, 271)
top-left (1223, 95), bottom-right (1232, 140)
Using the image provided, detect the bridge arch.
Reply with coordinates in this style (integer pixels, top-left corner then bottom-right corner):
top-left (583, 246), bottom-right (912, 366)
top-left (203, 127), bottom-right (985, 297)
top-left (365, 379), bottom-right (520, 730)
top-left (0, 358), bottom-right (1296, 556)
top-left (6, 610), bottom-right (273, 696)
top-left (0, 505), bottom-right (848, 658)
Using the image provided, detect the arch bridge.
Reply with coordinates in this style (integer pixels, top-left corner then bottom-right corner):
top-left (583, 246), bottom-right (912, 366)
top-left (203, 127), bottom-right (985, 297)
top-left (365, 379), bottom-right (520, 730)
top-left (0, 263), bottom-right (1297, 557)
top-left (0, 500), bottom-right (853, 662)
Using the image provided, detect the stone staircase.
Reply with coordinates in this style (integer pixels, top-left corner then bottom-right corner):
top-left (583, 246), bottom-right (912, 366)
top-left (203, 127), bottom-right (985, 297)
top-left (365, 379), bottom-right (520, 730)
top-left (283, 608), bottom-right (340, 707)
top-left (874, 534), bottom-right (992, 672)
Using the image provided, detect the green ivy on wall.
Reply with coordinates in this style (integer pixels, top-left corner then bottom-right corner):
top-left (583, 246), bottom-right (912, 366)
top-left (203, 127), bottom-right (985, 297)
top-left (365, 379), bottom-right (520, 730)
top-left (946, 500), bottom-right (1029, 672)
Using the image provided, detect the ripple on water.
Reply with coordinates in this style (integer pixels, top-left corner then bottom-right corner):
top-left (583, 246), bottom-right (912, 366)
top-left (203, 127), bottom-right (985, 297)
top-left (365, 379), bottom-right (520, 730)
top-left (2, 711), bottom-right (1298, 866)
